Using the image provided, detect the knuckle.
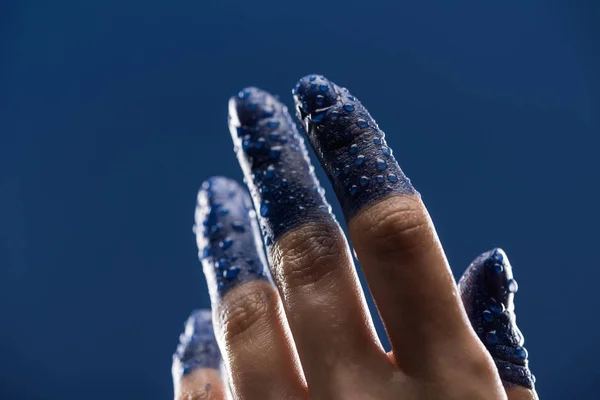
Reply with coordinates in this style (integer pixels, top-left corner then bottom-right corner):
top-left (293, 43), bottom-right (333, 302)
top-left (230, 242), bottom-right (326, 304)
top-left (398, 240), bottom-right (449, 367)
top-left (361, 196), bottom-right (434, 258)
top-left (273, 222), bottom-right (347, 290)
top-left (219, 284), bottom-right (278, 342)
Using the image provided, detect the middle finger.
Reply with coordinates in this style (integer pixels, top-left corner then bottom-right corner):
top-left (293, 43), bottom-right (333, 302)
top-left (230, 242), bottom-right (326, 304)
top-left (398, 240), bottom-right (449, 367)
top-left (228, 87), bottom-right (391, 396)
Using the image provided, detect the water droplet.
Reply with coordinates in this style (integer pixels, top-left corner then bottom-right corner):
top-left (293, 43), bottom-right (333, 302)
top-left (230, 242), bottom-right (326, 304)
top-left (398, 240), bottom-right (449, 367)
top-left (486, 331), bottom-right (499, 345)
top-left (260, 202), bottom-right (270, 217)
top-left (360, 176), bottom-right (369, 186)
top-left (264, 165), bottom-right (275, 179)
top-left (493, 264), bottom-right (504, 273)
top-left (376, 175), bottom-right (384, 183)
top-left (349, 144), bottom-right (358, 154)
top-left (343, 165), bottom-right (351, 174)
top-left (357, 119), bottom-right (368, 128)
top-left (350, 185), bottom-right (358, 196)
top-left (202, 248), bottom-right (211, 259)
top-left (238, 90), bottom-right (250, 99)
top-left (387, 174), bottom-right (398, 183)
top-left (223, 266), bottom-right (240, 279)
top-left (242, 139), bottom-right (251, 150)
top-left (381, 146), bottom-right (391, 156)
top-left (256, 138), bottom-right (266, 149)
top-left (232, 222), bottom-right (245, 232)
top-left (265, 236), bottom-right (272, 246)
top-left (211, 223), bottom-right (222, 233)
top-left (508, 279), bottom-right (519, 293)
top-left (343, 104), bottom-right (355, 112)
top-left (312, 112), bottom-right (325, 123)
top-left (373, 137), bottom-right (381, 145)
top-left (218, 208), bottom-right (230, 216)
top-left (491, 250), bottom-right (504, 264)
top-left (309, 76), bottom-right (317, 82)
top-left (355, 155), bottom-right (365, 165)
top-left (517, 346), bottom-right (528, 359)
top-left (319, 84), bottom-right (329, 92)
top-left (315, 95), bottom-right (325, 107)
top-left (217, 259), bottom-right (229, 268)
top-left (489, 302), bottom-right (505, 314)
top-left (280, 179), bottom-right (289, 187)
top-left (268, 132), bottom-right (279, 141)
top-left (269, 146), bottom-right (282, 159)
top-left (482, 310), bottom-right (494, 322)
top-left (330, 111), bottom-right (340, 121)
top-left (292, 85), bottom-right (300, 95)
top-left (260, 186), bottom-right (268, 193)
top-left (376, 159), bottom-right (387, 171)
top-left (347, 95), bottom-right (355, 101)
top-left (288, 196), bottom-right (296, 204)
top-left (220, 238), bottom-right (233, 250)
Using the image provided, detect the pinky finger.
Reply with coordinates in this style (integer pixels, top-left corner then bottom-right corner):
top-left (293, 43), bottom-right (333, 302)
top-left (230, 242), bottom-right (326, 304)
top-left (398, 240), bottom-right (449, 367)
top-left (172, 309), bottom-right (228, 400)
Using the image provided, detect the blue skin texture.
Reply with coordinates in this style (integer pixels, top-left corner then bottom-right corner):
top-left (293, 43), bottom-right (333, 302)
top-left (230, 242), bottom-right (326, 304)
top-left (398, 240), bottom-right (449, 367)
top-left (293, 75), bottom-right (417, 219)
top-left (195, 176), bottom-right (270, 297)
top-left (172, 309), bottom-right (221, 380)
top-left (228, 87), bottom-right (334, 245)
top-left (459, 248), bottom-right (535, 389)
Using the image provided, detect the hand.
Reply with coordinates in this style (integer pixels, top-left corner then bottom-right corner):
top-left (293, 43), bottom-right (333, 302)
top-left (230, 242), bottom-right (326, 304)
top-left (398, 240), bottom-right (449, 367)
top-left (171, 76), bottom-right (538, 399)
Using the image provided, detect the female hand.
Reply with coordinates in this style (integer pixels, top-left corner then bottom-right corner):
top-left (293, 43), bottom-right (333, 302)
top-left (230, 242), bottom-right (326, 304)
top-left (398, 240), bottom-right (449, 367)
top-left (171, 76), bottom-right (537, 399)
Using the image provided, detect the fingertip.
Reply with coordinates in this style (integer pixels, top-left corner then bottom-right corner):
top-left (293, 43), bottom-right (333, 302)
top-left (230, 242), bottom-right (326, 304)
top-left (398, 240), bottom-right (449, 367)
top-left (172, 309), bottom-right (221, 383)
top-left (293, 74), bottom-right (339, 116)
top-left (291, 74), bottom-right (416, 219)
top-left (229, 87), bottom-right (282, 128)
top-left (459, 249), bottom-right (534, 389)
top-left (195, 176), bottom-right (269, 298)
top-left (227, 84), bottom-right (334, 244)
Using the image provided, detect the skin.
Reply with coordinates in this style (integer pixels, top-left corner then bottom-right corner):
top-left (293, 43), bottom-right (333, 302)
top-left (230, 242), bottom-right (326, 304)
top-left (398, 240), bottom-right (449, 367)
top-left (172, 75), bottom-right (538, 400)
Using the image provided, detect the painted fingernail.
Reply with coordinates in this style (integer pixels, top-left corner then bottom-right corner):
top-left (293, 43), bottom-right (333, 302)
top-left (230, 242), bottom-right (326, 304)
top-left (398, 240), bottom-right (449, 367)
top-left (172, 309), bottom-right (221, 382)
top-left (459, 248), bottom-right (535, 389)
top-left (195, 176), bottom-right (269, 297)
top-left (293, 75), bottom-right (417, 219)
top-left (228, 87), bottom-right (333, 245)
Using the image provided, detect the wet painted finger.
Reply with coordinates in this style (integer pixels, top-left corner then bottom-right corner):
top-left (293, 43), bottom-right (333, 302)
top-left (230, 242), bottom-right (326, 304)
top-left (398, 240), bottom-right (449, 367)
top-left (172, 310), bottom-right (226, 400)
top-left (459, 249), bottom-right (539, 399)
top-left (293, 75), bottom-right (491, 376)
top-left (195, 177), bottom-right (307, 399)
top-left (229, 88), bottom-right (387, 396)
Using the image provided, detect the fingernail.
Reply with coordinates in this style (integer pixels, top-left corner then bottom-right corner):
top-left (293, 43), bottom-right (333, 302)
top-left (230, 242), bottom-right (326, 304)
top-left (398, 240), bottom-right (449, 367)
top-left (459, 248), bottom-right (535, 389)
top-left (172, 309), bottom-right (221, 382)
top-left (293, 74), bottom-right (417, 219)
top-left (195, 176), bottom-right (269, 297)
top-left (228, 87), bottom-right (334, 245)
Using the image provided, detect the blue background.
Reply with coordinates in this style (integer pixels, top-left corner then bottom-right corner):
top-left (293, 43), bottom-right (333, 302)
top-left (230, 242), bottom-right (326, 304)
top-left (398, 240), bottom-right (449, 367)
top-left (1, 0), bottom-right (598, 398)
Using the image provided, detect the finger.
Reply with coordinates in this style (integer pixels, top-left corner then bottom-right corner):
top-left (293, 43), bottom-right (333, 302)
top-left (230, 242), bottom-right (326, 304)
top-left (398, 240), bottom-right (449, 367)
top-left (459, 248), bottom-right (538, 400)
top-left (195, 176), bottom-right (307, 399)
top-left (229, 88), bottom-right (388, 395)
top-left (172, 310), bottom-right (226, 400)
top-left (293, 75), bottom-right (488, 375)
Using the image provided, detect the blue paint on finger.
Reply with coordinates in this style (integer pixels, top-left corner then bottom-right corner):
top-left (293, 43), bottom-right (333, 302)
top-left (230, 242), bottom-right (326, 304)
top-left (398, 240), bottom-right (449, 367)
top-left (195, 176), bottom-right (269, 297)
top-left (293, 75), bottom-right (417, 220)
top-left (172, 309), bottom-right (221, 380)
top-left (228, 87), bottom-right (334, 245)
top-left (459, 248), bottom-right (535, 389)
